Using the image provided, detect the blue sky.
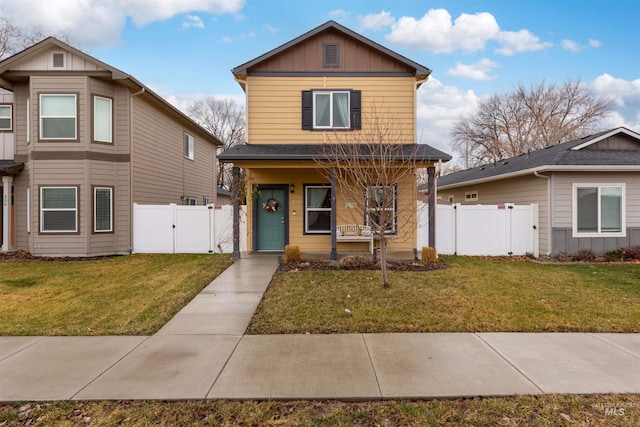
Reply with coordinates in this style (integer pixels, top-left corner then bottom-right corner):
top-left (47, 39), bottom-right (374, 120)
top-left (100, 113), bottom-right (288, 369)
top-left (1, 0), bottom-right (638, 162)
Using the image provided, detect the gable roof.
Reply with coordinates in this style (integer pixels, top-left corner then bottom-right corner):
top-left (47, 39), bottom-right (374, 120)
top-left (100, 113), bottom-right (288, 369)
top-left (0, 37), bottom-right (221, 145)
top-left (232, 20), bottom-right (431, 78)
top-left (438, 127), bottom-right (640, 189)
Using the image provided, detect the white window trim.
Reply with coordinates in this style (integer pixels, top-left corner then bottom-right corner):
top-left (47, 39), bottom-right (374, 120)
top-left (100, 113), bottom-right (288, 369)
top-left (0, 104), bottom-right (12, 130)
top-left (40, 186), bottom-right (78, 233)
top-left (94, 187), bottom-right (113, 233)
top-left (365, 185), bottom-right (397, 234)
top-left (26, 97), bottom-right (30, 144)
top-left (26, 187), bottom-right (30, 233)
top-left (572, 183), bottom-right (626, 238)
top-left (182, 197), bottom-right (197, 205)
top-left (305, 185), bottom-right (332, 234)
top-left (312, 90), bottom-right (350, 129)
top-left (39, 94), bottom-right (77, 140)
top-left (184, 132), bottom-right (194, 160)
top-left (93, 96), bottom-right (113, 143)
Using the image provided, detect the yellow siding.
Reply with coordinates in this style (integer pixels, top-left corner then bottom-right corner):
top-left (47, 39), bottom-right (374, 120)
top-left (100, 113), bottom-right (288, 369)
top-left (246, 76), bottom-right (416, 144)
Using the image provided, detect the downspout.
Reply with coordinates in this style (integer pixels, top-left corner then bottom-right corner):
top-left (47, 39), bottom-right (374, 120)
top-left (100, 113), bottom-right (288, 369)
top-left (129, 86), bottom-right (145, 253)
top-left (534, 171), bottom-right (551, 256)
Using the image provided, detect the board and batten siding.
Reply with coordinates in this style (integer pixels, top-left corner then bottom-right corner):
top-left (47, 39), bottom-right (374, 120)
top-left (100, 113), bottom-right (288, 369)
top-left (130, 96), bottom-right (216, 205)
top-left (550, 171), bottom-right (640, 254)
top-left (12, 46), bottom-right (107, 73)
top-left (246, 76), bottom-right (416, 144)
top-left (440, 174), bottom-right (549, 254)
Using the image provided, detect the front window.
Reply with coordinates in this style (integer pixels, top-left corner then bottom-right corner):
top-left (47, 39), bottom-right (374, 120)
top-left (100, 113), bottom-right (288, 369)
top-left (40, 94), bottom-right (77, 140)
top-left (184, 133), bottom-right (194, 160)
top-left (94, 187), bottom-right (113, 232)
top-left (305, 185), bottom-right (331, 233)
top-left (573, 184), bottom-right (625, 237)
top-left (366, 185), bottom-right (397, 234)
top-left (93, 96), bottom-right (112, 143)
top-left (313, 91), bottom-right (350, 129)
top-left (40, 187), bottom-right (77, 233)
top-left (0, 105), bottom-right (12, 130)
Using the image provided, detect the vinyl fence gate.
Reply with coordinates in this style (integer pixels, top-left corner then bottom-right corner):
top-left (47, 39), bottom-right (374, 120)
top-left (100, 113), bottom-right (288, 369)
top-left (132, 203), bottom-right (246, 254)
top-left (418, 202), bottom-right (539, 257)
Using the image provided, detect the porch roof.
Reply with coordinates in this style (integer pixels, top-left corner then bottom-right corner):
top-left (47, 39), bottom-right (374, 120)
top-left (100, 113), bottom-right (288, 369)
top-left (0, 160), bottom-right (24, 175)
top-left (218, 143), bottom-right (452, 162)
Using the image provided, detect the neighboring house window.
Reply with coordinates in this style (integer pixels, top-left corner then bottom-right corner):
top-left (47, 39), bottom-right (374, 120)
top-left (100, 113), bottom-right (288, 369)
top-left (0, 105), bottom-right (12, 130)
top-left (184, 133), bottom-right (194, 160)
top-left (93, 96), bottom-right (112, 143)
top-left (448, 195), bottom-right (455, 203)
top-left (465, 191), bottom-right (478, 202)
top-left (94, 187), bottom-right (113, 233)
top-left (182, 197), bottom-right (197, 205)
top-left (573, 184), bottom-right (625, 237)
top-left (301, 90), bottom-right (361, 130)
top-left (39, 94), bottom-right (77, 140)
top-left (365, 185), bottom-right (397, 234)
top-left (323, 43), bottom-right (339, 67)
top-left (203, 197), bottom-right (211, 205)
top-left (40, 187), bottom-right (77, 233)
top-left (305, 185), bottom-right (331, 233)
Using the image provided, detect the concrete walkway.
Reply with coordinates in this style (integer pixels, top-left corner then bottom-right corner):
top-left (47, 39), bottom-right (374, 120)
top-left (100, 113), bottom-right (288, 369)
top-left (1, 255), bottom-right (640, 401)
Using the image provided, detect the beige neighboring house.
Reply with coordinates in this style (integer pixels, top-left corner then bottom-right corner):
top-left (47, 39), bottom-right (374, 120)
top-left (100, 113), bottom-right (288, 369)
top-left (438, 127), bottom-right (640, 256)
top-left (0, 37), bottom-right (221, 257)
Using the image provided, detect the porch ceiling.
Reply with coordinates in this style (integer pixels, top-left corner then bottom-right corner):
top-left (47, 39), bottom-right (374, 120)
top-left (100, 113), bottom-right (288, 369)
top-left (0, 160), bottom-right (24, 175)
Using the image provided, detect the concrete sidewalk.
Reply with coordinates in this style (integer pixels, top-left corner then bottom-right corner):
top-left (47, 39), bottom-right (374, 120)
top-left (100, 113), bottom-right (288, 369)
top-left (1, 255), bottom-right (640, 401)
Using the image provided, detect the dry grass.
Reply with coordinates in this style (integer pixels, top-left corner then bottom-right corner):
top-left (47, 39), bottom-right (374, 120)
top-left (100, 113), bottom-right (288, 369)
top-left (1, 395), bottom-right (639, 426)
top-left (248, 256), bottom-right (640, 334)
top-left (0, 254), bottom-right (232, 336)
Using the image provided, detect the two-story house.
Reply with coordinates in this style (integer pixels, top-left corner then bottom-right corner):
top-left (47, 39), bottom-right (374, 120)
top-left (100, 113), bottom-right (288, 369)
top-left (0, 37), bottom-right (221, 257)
top-left (219, 21), bottom-right (451, 258)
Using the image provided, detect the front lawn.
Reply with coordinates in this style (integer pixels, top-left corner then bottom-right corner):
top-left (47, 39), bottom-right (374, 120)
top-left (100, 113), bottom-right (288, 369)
top-left (247, 256), bottom-right (640, 334)
top-left (0, 254), bottom-right (232, 336)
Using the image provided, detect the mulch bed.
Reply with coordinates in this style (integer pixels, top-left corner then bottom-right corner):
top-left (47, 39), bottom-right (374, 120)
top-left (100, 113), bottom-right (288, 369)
top-left (0, 250), bottom-right (116, 263)
top-left (280, 258), bottom-right (447, 272)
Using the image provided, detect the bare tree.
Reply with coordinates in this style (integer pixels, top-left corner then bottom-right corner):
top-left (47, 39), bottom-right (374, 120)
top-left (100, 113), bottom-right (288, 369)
top-left (452, 79), bottom-right (614, 168)
top-left (187, 97), bottom-right (246, 191)
top-left (0, 16), bottom-right (74, 60)
top-left (314, 105), bottom-right (418, 287)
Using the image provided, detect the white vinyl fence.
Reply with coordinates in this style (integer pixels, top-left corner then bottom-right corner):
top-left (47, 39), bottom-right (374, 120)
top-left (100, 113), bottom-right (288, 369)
top-left (133, 203), bottom-right (246, 254)
top-left (418, 202), bottom-right (538, 257)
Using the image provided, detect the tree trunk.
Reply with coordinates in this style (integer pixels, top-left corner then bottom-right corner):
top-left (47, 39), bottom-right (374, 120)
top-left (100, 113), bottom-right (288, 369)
top-left (379, 235), bottom-right (389, 287)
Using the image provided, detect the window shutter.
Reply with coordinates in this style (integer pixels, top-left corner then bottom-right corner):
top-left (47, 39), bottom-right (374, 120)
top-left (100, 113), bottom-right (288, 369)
top-left (350, 90), bottom-right (361, 130)
top-left (301, 90), bottom-right (313, 130)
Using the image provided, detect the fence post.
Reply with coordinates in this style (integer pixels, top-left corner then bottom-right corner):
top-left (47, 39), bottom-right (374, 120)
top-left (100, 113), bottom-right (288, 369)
top-left (427, 166), bottom-right (436, 248)
top-left (232, 167), bottom-right (240, 259)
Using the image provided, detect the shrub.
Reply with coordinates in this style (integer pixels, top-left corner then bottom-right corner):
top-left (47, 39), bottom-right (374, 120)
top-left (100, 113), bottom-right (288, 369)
top-left (571, 249), bottom-right (597, 262)
top-left (623, 246), bottom-right (640, 260)
top-left (283, 245), bottom-right (301, 264)
top-left (339, 255), bottom-right (370, 269)
top-left (552, 251), bottom-right (572, 262)
top-left (421, 247), bottom-right (437, 264)
top-left (604, 249), bottom-right (625, 262)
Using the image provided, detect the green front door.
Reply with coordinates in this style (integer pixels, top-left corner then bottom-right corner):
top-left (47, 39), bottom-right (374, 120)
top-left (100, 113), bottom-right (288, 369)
top-left (257, 188), bottom-right (286, 251)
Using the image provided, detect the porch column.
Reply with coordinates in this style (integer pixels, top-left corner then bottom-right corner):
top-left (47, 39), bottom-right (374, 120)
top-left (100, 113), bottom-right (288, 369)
top-left (2, 175), bottom-right (12, 252)
top-left (330, 167), bottom-right (337, 260)
top-left (427, 166), bottom-right (436, 249)
top-left (231, 166), bottom-right (240, 259)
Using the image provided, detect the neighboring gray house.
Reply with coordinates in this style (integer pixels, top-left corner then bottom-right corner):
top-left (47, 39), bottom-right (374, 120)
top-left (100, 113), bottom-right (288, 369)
top-left (0, 37), bottom-right (221, 256)
top-left (438, 127), bottom-right (640, 256)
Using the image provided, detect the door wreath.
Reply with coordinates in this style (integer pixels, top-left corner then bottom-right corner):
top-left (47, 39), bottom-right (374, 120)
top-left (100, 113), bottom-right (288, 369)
top-left (262, 197), bottom-right (280, 213)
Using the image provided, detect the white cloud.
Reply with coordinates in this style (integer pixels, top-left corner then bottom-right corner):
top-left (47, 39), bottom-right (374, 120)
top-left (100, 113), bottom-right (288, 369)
top-left (182, 15), bottom-right (204, 29)
top-left (328, 9), bottom-right (350, 22)
top-left (415, 77), bottom-right (480, 161)
top-left (589, 39), bottom-right (602, 48)
top-left (357, 11), bottom-right (395, 32)
top-left (264, 23), bottom-right (278, 34)
top-left (561, 39), bottom-right (583, 52)
top-left (0, 0), bottom-right (245, 49)
top-left (591, 73), bottom-right (640, 130)
top-left (386, 9), bottom-right (499, 53)
top-left (447, 58), bottom-right (499, 81)
top-left (495, 29), bottom-right (552, 56)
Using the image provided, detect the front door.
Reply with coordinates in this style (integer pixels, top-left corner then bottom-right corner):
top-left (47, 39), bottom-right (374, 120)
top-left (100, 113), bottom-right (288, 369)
top-left (256, 187), bottom-right (286, 251)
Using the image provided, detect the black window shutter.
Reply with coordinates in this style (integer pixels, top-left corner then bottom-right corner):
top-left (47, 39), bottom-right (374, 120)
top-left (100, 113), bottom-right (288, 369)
top-left (350, 90), bottom-right (361, 130)
top-left (301, 90), bottom-right (313, 130)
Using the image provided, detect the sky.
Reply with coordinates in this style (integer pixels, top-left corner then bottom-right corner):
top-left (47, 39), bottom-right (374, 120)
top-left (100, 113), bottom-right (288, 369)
top-left (0, 0), bottom-right (638, 164)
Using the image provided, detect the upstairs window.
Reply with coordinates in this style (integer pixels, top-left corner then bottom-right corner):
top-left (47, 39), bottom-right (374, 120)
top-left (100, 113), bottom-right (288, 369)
top-left (184, 133), bottom-right (194, 160)
top-left (40, 94), bottom-right (77, 140)
top-left (0, 105), bottom-right (12, 130)
top-left (573, 184), bottom-right (625, 237)
top-left (302, 90), bottom-right (361, 131)
top-left (93, 96), bottom-right (112, 143)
